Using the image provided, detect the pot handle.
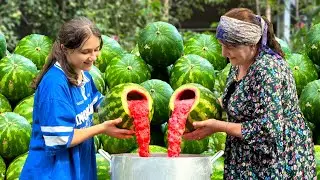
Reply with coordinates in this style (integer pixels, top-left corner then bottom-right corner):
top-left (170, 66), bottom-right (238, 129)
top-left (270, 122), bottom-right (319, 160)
top-left (98, 149), bottom-right (112, 164)
top-left (210, 150), bottom-right (224, 164)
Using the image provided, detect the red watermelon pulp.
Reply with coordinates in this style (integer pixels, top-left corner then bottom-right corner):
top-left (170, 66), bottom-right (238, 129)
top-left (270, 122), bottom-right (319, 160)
top-left (127, 91), bottom-right (151, 157)
top-left (167, 89), bottom-right (195, 157)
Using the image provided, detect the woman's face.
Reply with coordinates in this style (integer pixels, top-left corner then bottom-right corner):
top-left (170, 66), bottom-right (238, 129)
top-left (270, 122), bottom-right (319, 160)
top-left (65, 35), bottom-right (101, 74)
top-left (219, 41), bottom-right (257, 66)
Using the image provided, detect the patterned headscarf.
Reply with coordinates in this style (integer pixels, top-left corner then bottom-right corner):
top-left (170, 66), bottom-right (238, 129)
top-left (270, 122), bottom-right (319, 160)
top-left (216, 15), bottom-right (280, 57)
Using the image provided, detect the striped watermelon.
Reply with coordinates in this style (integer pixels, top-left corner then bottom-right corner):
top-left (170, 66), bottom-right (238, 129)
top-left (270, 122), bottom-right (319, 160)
top-left (0, 93), bottom-right (11, 113)
top-left (0, 32), bottom-right (6, 60)
top-left (98, 83), bottom-right (153, 129)
top-left (314, 145), bottom-right (320, 178)
top-left (299, 80), bottom-right (320, 125)
top-left (131, 145), bottom-right (167, 153)
top-left (95, 35), bottom-right (125, 72)
top-left (201, 151), bottom-right (225, 180)
top-left (5, 152), bottom-right (28, 180)
top-left (275, 37), bottom-right (291, 57)
top-left (170, 54), bottom-right (216, 91)
top-left (305, 23), bottom-right (320, 66)
top-left (0, 54), bottom-right (38, 104)
top-left (96, 153), bottom-right (110, 180)
top-left (138, 21), bottom-right (183, 67)
top-left (14, 34), bottom-right (53, 69)
top-left (13, 94), bottom-right (34, 125)
top-left (0, 156), bottom-right (5, 180)
top-left (184, 34), bottom-right (227, 70)
top-left (214, 63), bottom-right (231, 96)
top-left (105, 53), bottom-right (151, 88)
top-left (0, 112), bottom-right (31, 160)
top-left (163, 123), bottom-right (209, 154)
top-left (287, 53), bottom-right (318, 96)
top-left (169, 83), bottom-right (222, 132)
top-left (89, 65), bottom-right (106, 93)
top-left (208, 132), bottom-right (227, 152)
top-left (100, 135), bottom-right (137, 154)
top-left (141, 79), bottom-right (173, 125)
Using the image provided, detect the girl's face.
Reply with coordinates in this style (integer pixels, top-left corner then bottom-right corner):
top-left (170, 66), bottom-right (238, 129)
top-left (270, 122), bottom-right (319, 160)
top-left (65, 35), bottom-right (101, 74)
top-left (219, 40), bottom-right (257, 66)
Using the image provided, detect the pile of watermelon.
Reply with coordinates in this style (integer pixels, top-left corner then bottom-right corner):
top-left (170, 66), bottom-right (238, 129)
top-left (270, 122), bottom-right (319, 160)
top-left (1, 19), bottom-right (320, 179)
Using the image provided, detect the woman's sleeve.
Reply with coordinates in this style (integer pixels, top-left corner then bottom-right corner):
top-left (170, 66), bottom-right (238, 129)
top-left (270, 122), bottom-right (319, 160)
top-left (241, 66), bottom-right (283, 145)
top-left (38, 99), bottom-right (76, 155)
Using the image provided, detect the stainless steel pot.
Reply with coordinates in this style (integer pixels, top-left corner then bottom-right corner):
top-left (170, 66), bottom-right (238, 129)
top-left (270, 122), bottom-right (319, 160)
top-left (98, 149), bottom-right (224, 180)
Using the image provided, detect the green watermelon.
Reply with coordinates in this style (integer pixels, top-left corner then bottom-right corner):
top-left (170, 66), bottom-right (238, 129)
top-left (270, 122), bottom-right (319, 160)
top-left (100, 134), bottom-right (137, 154)
top-left (95, 35), bottom-right (125, 72)
top-left (0, 32), bottom-right (6, 60)
top-left (0, 93), bottom-right (11, 113)
top-left (0, 54), bottom-right (38, 104)
top-left (13, 94), bottom-right (34, 125)
top-left (130, 44), bottom-right (140, 57)
top-left (299, 80), bottom-right (320, 125)
top-left (14, 34), bottom-right (53, 69)
top-left (305, 23), bottom-right (320, 66)
top-left (275, 37), bottom-right (291, 57)
top-left (184, 34), bottom-right (226, 70)
top-left (98, 83), bottom-right (153, 129)
top-left (211, 157), bottom-right (224, 180)
top-left (0, 112), bottom-right (31, 160)
top-left (140, 79), bottom-right (173, 125)
top-left (169, 83), bottom-right (222, 132)
top-left (163, 122), bottom-right (209, 154)
top-left (315, 145), bottom-right (320, 178)
top-left (287, 53), bottom-right (319, 96)
top-left (0, 156), bottom-right (5, 180)
top-left (5, 152), bottom-right (28, 180)
top-left (170, 54), bottom-right (216, 91)
top-left (92, 112), bottom-right (100, 125)
top-left (208, 132), bottom-right (227, 152)
top-left (96, 153), bottom-right (110, 180)
top-left (214, 63), bottom-right (231, 96)
top-left (5, 50), bottom-right (10, 57)
top-left (138, 21), bottom-right (183, 67)
top-left (131, 145), bottom-right (167, 153)
top-left (105, 53), bottom-right (151, 88)
top-left (316, 64), bottom-right (320, 77)
top-left (89, 65), bottom-right (105, 93)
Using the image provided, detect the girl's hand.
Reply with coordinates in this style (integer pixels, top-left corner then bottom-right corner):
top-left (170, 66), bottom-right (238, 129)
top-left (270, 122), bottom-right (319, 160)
top-left (101, 118), bottom-right (135, 139)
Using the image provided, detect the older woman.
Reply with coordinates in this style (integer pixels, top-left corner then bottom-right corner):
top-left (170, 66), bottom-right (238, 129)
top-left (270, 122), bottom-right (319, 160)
top-left (183, 8), bottom-right (316, 179)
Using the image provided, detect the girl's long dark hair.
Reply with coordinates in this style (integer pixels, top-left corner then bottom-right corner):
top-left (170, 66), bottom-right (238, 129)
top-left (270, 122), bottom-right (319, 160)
top-left (32, 16), bottom-right (103, 89)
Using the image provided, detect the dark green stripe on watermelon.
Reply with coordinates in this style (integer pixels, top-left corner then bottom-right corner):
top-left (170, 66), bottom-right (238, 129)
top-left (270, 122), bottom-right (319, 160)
top-left (170, 54), bottom-right (216, 91)
top-left (5, 152), bottom-right (28, 180)
top-left (0, 93), bottom-right (11, 113)
top-left (105, 53), bottom-right (151, 89)
top-left (299, 80), bottom-right (320, 125)
top-left (0, 32), bottom-right (6, 60)
top-left (305, 23), bottom-right (320, 66)
top-left (287, 53), bottom-right (318, 96)
top-left (95, 35), bottom-right (125, 73)
top-left (141, 79), bottom-right (173, 125)
top-left (169, 83), bottom-right (222, 132)
top-left (0, 112), bottom-right (31, 161)
top-left (14, 34), bottom-right (53, 69)
top-left (184, 34), bottom-right (227, 70)
top-left (98, 83), bottom-right (153, 129)
top-left (0, 54), bottom-right (38, 105)
top-left (13, 94), bottom-right (34, 125)
top-left (138, 21), bottom-right (183, 67)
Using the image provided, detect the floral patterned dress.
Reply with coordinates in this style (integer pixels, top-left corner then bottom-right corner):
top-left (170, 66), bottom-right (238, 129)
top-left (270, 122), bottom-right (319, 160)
top-left (221, 50), bottom-right (316, 179)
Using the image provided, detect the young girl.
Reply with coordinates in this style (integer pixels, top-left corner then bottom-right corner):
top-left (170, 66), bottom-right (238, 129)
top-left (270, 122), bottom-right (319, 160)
top-left (20, 17), bottom-right (134, 180)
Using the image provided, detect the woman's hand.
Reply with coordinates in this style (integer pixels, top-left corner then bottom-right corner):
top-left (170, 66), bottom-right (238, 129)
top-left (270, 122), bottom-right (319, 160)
top-left (101, 118), bottom-right (135, 139)
top-left (183, 119), bottom-right (219, 140)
